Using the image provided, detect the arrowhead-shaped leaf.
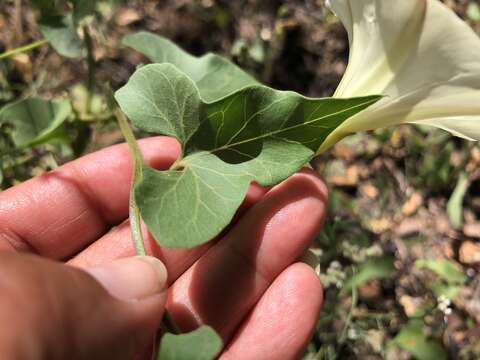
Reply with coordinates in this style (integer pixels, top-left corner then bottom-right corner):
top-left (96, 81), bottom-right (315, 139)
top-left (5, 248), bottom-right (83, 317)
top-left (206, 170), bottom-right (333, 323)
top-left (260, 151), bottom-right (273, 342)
top-left (392, 319), bottom-right (447, 360)
top-left (342, 256), bottom-right (395, 294)
top-left (122, 32), bottom-right (259, 102)
top-left (39, 15), bottom-right (83, 58)
top-left (415, 259), bottom-right (467, 285)
top-left (0, 97), bottom-right (71, 148)
top-left (115, 63), bottom-right (380, 248)
top-left (158, 326), bottom-right (222, 360)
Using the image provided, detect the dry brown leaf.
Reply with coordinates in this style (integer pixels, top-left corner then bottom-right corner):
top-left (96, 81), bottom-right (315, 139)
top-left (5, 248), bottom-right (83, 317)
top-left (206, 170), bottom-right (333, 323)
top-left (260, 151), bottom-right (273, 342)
top-left (459, 241), bottom-right (480, 264)
top-left (435, 215), bottom-right (453, 235)
top-left (115, 9), bottom-right (141, 26)
top-left (359, 280), bottom-right (382, 300)
top-left (366, 329), bottom-right (385, 353)
top-left (368, 217), bottom-right (392, 234)
top-left (395, 218), bottom-right (422, 237)
top-left (471, 147), bottom-right (480, 163)
top-left (402, 192), bottom-right (423, 216)
top-left (332, 143), bottom-right (354, 161)
top-left (360, 183), bottom-right (379, 199)
top-left (329, 165), bottom-right (359, 186)
top-left (399, 295), bottom-right (421, 317)
top-left (464, 222), bottom-right (480, 238)
top-left (456, 286), bottom-right (480, 324)
top-left (11, 53), bottom-right (33, 82)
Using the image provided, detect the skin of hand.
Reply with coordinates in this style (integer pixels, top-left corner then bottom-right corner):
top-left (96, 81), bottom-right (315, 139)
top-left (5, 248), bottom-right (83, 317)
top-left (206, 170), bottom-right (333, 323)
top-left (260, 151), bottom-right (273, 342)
top-left (0, 136), bottom-right (327, 360)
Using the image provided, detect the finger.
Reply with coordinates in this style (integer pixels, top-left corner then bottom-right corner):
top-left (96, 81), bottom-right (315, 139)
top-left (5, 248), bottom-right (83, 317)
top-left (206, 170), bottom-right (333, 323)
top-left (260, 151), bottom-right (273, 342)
top-left (167, 168), bottom-right (327, 341)
top-left (220, 263), bottom-right (323, 360)
top-left (0, 252), bottom-right (167, 360)
top-left (69, 183), bottom-right (268, 285)
top-left (0, 137), bottom-right (180, 258)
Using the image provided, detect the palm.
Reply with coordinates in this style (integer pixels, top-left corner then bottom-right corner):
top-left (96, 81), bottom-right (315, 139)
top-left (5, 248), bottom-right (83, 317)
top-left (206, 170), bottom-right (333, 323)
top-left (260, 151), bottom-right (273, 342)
top-left (0, 137), bottom-right (326, 359)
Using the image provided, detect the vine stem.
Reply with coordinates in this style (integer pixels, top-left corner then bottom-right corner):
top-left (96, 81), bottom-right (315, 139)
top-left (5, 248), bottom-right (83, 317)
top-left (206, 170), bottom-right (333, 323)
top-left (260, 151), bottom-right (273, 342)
top-left (339, 269), bottom-right (358, 345)
top-left (114, 108), bottom-right (147, 256)
top-left (113, 102), bottom-right (180, 338)
top-left (82, 25), bottom-right (96, 114)
top-left (0, 39), bottom-right (48, 60)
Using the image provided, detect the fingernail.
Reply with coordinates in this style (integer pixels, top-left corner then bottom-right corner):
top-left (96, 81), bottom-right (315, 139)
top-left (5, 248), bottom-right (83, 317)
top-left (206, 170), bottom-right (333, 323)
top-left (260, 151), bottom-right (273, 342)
top-left (86, 256), bottom-right (167, 301)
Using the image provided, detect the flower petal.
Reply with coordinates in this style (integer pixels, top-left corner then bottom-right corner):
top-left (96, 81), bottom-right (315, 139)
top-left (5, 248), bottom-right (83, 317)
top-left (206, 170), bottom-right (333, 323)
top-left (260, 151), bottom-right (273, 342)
top-left (320, 0), bottom-right (480, 152)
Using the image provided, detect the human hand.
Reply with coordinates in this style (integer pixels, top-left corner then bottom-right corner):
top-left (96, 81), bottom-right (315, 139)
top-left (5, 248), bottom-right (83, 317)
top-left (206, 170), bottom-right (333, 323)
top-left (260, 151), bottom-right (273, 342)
top-left (0, 137), bottom-right (327, 359)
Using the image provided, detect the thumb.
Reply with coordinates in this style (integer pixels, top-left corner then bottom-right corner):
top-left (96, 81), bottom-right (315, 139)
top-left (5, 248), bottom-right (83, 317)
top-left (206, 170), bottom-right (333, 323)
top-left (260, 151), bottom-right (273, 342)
top-left (0, 252), bottom-right (167, 360)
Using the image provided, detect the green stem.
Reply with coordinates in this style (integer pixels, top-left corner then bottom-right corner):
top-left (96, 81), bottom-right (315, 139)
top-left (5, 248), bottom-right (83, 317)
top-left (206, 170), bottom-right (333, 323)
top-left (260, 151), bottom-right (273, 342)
top-left (83, 25), bottom-right (96, 114)
top-left (115, 108), bottom-right (146, 256)
top-left (112, 97), bottom-right (181, 338)
top-left (0, 39), bottom-right (49, 60)
top-left (162, 311), bottom-right (181, 334)
top-left (339, 271), bottom-right (358, 344)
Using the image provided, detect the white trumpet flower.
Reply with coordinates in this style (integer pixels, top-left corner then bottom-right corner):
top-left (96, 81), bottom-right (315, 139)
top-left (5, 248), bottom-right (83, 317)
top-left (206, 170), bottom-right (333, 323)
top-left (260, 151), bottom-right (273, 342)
top-left (319, 0), bottom-right (480, 153)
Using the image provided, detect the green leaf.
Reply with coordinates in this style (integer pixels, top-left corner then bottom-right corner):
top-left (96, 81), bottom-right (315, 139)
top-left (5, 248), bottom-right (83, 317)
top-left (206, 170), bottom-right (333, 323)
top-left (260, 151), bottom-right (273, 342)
top-left (447, 172), bottom-right (469, 229)
top-left (0, 97), bottom-right (71, 149)
top-left (391, 319), bottom-right (447, 360)
top-left (342, 256), bottom-right (395, 293)
top-left (71, 0), bottom-right (96, 23)
top-left (122, 32), bottom-right (259, 102)
top-left (115, 63), bottom-right (381, 248)
top-left (430, 281), bottom-right (460, 300)
top-left (467, 3), bottom-right (480, 22)
top-left (415, 259), bottom-right (467, 285)
top-left (31, 0), bottom-right (63, 16)
top-left (31, 0), bottom-right (94, 21)
top-left (158, 326), bottom-right (222, 360)
top-left (39, 15), bottom-right (83, 58)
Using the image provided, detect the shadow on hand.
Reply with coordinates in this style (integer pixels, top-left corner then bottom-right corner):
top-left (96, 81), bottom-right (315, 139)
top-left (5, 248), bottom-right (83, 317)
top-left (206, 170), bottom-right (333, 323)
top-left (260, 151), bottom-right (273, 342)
top-left (167, 172), bottom-right (326, 342)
